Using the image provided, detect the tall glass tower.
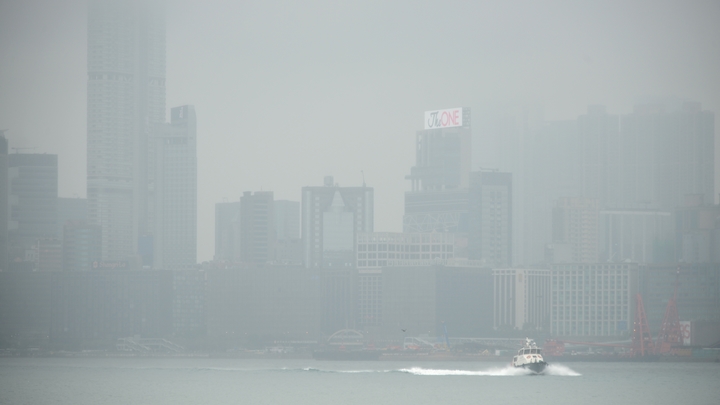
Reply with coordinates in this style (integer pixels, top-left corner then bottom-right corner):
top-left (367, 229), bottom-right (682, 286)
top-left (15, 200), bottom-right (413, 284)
top-left (86, 0), bottom-right (165, 262)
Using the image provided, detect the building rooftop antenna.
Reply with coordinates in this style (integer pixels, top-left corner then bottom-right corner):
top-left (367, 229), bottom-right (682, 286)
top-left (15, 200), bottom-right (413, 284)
top-left (361, 170), bottom-right (366, 187)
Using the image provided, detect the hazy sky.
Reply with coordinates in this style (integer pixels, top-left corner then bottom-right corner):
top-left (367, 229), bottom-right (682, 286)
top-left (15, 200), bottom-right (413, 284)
top-left (1, 0), bottom-right (719, 261)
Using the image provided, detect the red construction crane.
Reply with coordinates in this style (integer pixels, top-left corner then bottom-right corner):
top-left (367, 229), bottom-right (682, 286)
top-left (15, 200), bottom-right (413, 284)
top-left (655, 270), bottom-right (682, 354)
top-left (632, 293), bottom-right (654, 357)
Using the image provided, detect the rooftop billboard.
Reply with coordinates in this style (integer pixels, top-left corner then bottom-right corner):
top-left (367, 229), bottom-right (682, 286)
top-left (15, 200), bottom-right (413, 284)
top-left (424, 107), bottom-right (463, 130)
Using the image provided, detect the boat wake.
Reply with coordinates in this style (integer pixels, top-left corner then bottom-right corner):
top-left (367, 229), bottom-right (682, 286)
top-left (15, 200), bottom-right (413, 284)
top-left (398, 366), bottom-right (532, 376)
top-left (287, 365), bottom-right (581, 376)
top-left (543, 364), bottom-right (582, 376)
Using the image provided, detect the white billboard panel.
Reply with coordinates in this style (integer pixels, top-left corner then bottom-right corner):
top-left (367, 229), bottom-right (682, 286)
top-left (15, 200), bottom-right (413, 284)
top-left (680, 321), bottom-right (691, 346)
top-left (425, 108), bottom-right (463, 130)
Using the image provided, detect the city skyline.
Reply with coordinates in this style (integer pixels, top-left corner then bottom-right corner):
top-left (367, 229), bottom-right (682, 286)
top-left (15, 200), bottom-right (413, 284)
top-left (1, 0), bottom-right (720, 262)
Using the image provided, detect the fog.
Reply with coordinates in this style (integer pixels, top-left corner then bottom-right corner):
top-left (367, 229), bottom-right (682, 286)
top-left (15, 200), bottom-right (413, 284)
top-left (1, 0), bottom-right (718, 261)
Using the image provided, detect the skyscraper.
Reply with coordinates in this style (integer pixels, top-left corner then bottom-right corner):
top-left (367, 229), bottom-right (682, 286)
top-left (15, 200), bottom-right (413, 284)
top-left (578, 105), bottom-right (621, 208)
top-left (404, 108), bottom-right (472, 234)
top-left (87, 0), bottom-right (165, 262)
top-left (0, 134), bottom-right (7, 271)
top-left (239, 191), bottom-right (275, 266)
top-left (214, 201), bottom-right (241, 262)
top-left (274, 200), bottom-right (300, 241)
top-left (551, 197), bottom-right (600, 263)
top-left (619, 101), bottom-right (714, 210)
top-left (407, 107), bottom-right (471, 192)
top-left (302, 176), bottom-right (373, 268)
top-left (153, 105), bottom-right (197, 270)
top-left (467, 171), bottom-right (513, 267)
top-left (7, 154), bottom-right (58, 269)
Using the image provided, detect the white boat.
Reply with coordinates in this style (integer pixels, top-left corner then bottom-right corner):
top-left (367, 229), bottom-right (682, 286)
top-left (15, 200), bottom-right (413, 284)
top-left (511, 338), bottom-right (548, 374)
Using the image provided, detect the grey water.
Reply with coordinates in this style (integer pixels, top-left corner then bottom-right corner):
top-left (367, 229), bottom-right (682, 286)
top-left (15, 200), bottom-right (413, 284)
top-left (1, 358), bottom-right (718, 405)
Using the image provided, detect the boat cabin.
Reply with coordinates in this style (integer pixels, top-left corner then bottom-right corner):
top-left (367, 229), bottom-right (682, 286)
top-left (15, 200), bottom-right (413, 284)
top-left (518, 348), bottom-right (542, 355)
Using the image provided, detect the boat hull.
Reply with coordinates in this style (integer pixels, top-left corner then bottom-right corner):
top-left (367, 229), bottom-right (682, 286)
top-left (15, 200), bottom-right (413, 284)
top-left (517, 361), bottom-right (548, 374)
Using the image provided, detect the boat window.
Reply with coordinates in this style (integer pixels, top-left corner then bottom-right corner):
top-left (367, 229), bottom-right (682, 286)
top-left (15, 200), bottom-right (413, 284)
top-left (531, 349), bottom-right (537, 354)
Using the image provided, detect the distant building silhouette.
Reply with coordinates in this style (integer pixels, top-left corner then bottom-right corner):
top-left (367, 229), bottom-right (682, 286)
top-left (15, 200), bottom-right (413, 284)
top-left (240, 191), bottom-right (275, 266)
top-left (301, 176), bottom-right (373, 268)
top-left (153, 105), bottom-right (197, 270)
top-left (7, 153), bottom-right (58, 271)
top-left (62, 221), bottom-right (101, 272)
top-left (468, 171), bottom-right (513, 267)
top-left (57, 198), bottom-right (87, 241)
top-left (214, 201), bottom-right (241, 262)
top-left (87, 0), bottom-right (166, 262)
top-left (551, 197), bottom-right (600, 263)
top-left (0, 135), bottom-right (7, 271)
top-left (404, 108), bottom-right (471, 234)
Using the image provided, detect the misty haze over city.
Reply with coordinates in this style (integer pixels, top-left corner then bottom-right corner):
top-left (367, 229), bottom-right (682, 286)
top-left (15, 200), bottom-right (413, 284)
top-left (0, 1), bottom-right (719, 404)
top-left (2, 1), bottom-right (719, 261)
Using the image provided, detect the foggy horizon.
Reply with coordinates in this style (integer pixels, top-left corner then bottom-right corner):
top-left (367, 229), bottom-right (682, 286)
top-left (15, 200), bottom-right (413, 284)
top-left (1, 0), bottom-right (719, 262)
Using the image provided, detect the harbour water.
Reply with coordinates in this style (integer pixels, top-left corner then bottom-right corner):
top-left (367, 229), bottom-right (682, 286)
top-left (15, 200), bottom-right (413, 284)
top-left (1, 357), bottom-right (718, 405)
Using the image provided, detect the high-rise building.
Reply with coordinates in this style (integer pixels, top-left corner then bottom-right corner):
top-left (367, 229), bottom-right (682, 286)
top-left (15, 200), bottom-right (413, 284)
top-left (153, 105), bottom-right (197, 270)
top-left (551, 197), bottom-right (599, 263)
top-left (0, 134), bottom-right (7, 271)
top-left (403, 189), bottom-right (469, 233)
top-left (57, 198), bottom-right (87, 241)
top-left (407, 107), bottom-right (471, 192)
top-left (674, 194), bottom-right (720, 264)
top-left (63, 221), bottom-right (102, 272)
top-left (274, 200), bottom-right (300, 241)
top-left (87, 0), bottom-right (165, 262)
top-left (468, 171), bottom-right (513, 267)
top-left (240, 191), bottom-right (275, 266)
top-left (274, 200), bottom-right (301, 264)
top-left (37, 238), bottom-right (62, 272)
top-left (473, 104), bottom-right (546, 267)
top-left (214, 201), bottom-right (241, 262)
top-left (302, 176), bottom-right (373, 268)
top-left (7, 154), bottom-right (58, 269)
top-left (598, 209), bottom-right (675, 264)
top-left (619, 102), bottom-right (714, 210)
top-left (520, 119), bottom-right (583, 265)
top-left (404, 107), bottom-right (472, 235)
top-left (578, 106), bottom-right (621, 208)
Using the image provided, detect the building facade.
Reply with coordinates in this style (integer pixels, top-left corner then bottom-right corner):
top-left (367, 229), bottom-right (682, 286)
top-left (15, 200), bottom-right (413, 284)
top-left (493, 268), bottom-right (551, 331)
top-left (407, 107), bottom-right (471, 192)
top-left (598, 209), bottom-right (675, 264)
top-left (7, 154), bottom-right (58, 270)
top-left (356, 232), bottom-right (455, 269)
top-left (87, 0), bottom-right (166, 262)
top-left (467, 171), bottom-right (513, 267)
top-left (550, 263), bottom-right (638, 337)
top-left (674, 195), bottom-right (720, 264)
top-left (153, 105), bottom-right (197, 270)
top-left (57, 198), bottom-right (88, 241)
top-left (0, 134), bottom-right (7, 271)
top-left (551, 197), bottom-right (600, 263)
top-left (274, 200), bottom-right (300, 241)
top-left (239, 191), bottom-right (275, 266)
top-left (404, 107), bottom-right (471, 235)
top-left (619, 102), bottom-right (714, 210)
top-left (62, 221), bottom-right (102, 272)
top-left (214, 201), bottom-right (241, 262)
top-left (302, 176), bottom-right (373, 268)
